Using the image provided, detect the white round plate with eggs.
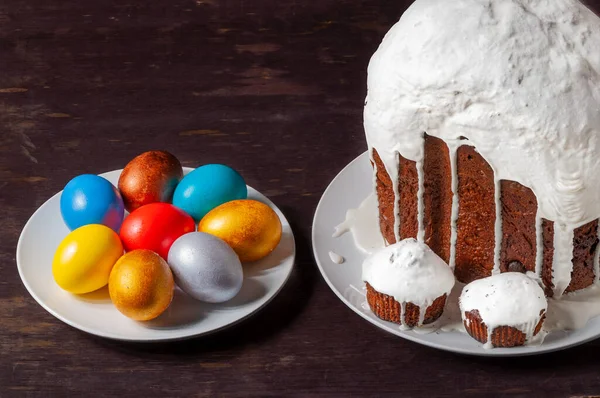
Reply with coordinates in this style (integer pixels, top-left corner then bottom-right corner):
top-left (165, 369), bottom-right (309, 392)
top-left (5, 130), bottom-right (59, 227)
top-left (16, 167), bottom-right (295, 342)
top-left (312, 151), bottom-right (600, 357)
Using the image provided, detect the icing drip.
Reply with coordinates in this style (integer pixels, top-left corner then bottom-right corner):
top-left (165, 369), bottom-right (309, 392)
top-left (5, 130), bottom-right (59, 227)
top-left (552, 224), bottom-right (575, 297)
top-left (448, 142), bottom-right (460, 271)
top-left (438, 282), bottom-right (467, 333)
top-left (417, 303), bottom-right (426, 327)
top-left (459, 272), bottom-right (547, 348)
top-left (364, 0), bottom-right (600, 297)
top-left (369, 149), bottom-right (377, 201)
top-left (362, 238), bottom-right (455, 329)
top-left (370, 148), bottom-right (383, 242)
top-left (392, 152), bottom-right (401, 243)
top-left (492, 173), bottom-right (502, 274)
top-left (332, 194), bottom-right (385, 253)
top-left (535, 212), bottom-right (544, 278)
top-left (329, 251), bottom-right (344, 264)
top-left (399, 302), bottom-right (408, 330)
top-left (416, 133), bottom-right (425, 242)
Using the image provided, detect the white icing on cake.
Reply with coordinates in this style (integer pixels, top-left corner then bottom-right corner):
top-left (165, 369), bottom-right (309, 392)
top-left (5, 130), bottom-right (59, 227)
top-left (364, 0), bottom-right (600, 296)
top-left (447, 143), bottom-right (460, 271)
top-left (492, 174), bottom-right (502, 275)
top-left (415, 154), bottom-right (425, 242)
top-left (460, 272), bottom-right (547, 348)
top-left (362, 238), bottom-right (455, 329)
top-left (552, 223), bottom-right (576, 296)
top-left (391, 153), bottom-right (401, 243)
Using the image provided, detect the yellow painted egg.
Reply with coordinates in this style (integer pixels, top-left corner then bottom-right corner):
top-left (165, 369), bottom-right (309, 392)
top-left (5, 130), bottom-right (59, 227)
top-left (198, 199), bottom-right (282, 262)
top-left (52, 224), bottom-right (123, 294)
top-left (108, 250), bottom-right (174, 321)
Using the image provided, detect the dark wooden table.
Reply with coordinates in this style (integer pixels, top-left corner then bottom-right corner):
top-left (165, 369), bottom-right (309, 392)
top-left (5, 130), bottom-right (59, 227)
top-left (2, 0), bottom-right (600, 396)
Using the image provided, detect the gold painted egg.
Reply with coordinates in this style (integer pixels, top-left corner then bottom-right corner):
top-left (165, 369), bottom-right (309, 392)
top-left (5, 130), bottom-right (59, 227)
top-left (198, 199), bottom-right (282, 262)
top-left (108, 249), bottom-right (174, 321)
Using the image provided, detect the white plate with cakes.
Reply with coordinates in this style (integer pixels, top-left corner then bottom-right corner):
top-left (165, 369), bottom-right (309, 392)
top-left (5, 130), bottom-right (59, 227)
top-left (313, 151), bottom-right (600, 357)
top-left (312, 152), bottom-right (600, 356)
top-left (312, 0), bottom-right (600, 356)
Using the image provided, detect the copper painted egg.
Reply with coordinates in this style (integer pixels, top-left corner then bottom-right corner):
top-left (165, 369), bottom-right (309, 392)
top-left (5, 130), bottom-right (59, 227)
top-left (108, 249), bottom-right (174, 321)
top-left (118, 150), bottom-right (183, 212)
top-left (198, 199), bottom-right (282, 262)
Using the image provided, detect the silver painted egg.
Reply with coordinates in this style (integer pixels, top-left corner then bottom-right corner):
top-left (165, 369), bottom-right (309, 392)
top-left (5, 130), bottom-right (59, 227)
top-left (167, 232), bottom-right (243, 303)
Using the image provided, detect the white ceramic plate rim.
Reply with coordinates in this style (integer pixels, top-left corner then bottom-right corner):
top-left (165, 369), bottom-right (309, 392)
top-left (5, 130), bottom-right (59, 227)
top-left (312, 151), bottom-right (600, 357)
top-left (17, 167), bottom-right (295, 342)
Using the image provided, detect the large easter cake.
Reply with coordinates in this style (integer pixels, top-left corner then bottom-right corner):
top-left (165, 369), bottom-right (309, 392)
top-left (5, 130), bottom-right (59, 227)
top-left (364, 0), bottom-right (600, 298)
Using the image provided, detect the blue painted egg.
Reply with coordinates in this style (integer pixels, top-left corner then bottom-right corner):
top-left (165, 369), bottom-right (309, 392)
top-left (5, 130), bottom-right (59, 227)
top-left (60, 174), bottom-right (125, 232)
top-left (172, 164), bottom-right (247, 221)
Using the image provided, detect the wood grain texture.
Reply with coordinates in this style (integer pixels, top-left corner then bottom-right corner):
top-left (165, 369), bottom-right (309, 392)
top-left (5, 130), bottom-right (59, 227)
top-left (2, 0), bottom-right (600, 396)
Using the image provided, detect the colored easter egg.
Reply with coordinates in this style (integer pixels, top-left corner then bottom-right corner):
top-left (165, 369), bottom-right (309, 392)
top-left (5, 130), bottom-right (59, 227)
top-left (118, 150), bottom-right (183, 213)
top-left (119, 203), bottom-right (195, 260)
top-left (109, 250), bottom-right (174, 321)
top-left (167, 232), bottom-right (243, 303)
top-left (52, 224), bottom-right (123, 294)
top-left (198, 199), bottom-right (282, 262)
top-left (60, 174), bottom-right (125, 232)
top-left (172, 164), bottom-right (247, 221)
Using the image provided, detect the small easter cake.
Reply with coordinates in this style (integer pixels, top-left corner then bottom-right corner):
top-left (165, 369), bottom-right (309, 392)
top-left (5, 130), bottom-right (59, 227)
top-left (459, 272), bottom-right (547, 348)
top-left (362, 238), bottom-right (455, 329)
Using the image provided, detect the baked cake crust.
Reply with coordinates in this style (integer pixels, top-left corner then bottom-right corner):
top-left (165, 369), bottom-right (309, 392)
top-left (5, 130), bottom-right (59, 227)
top-left (372, 144), bottom-right (600, 295)
top-left (366, 283), bottom-right (447, 327)
top-left (454, 145), bottom-right (496, 283)
top-left (463, 309), bottom-right (545, 348)
top-left (423, 134), bottom-right (452, 264)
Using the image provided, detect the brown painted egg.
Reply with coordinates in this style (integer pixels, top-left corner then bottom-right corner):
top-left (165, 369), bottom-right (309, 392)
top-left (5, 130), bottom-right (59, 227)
top-left (198, 199), bottom-right (282, 262)
top-left (108, 249), bottom-right (174, 321)
top-left (118, 150), bottom-right (183, 213)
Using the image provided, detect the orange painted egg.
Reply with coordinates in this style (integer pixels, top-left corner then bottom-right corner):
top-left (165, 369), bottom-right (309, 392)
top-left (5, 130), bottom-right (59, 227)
top-left (108, 249), bottom-right (174, 321)
top-left (118, 150), bottom-right (183, 213)
top-left (198, 199), bottom-right (282, 262)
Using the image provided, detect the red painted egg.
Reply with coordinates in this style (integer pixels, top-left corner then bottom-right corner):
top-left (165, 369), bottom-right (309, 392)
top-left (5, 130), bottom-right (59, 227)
top-left (120, 203), bottom-right (195, 259)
